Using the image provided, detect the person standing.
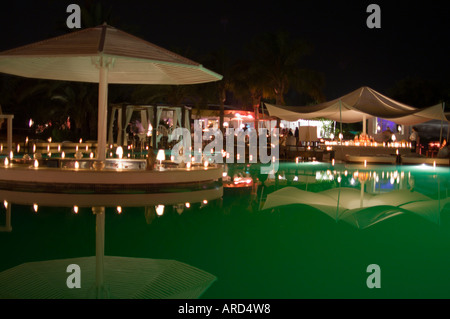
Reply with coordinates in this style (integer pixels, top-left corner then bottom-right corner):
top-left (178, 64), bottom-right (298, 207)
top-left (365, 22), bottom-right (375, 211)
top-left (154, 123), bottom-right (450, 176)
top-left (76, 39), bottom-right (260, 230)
top-left (409, 127), bottom-right (419, 153)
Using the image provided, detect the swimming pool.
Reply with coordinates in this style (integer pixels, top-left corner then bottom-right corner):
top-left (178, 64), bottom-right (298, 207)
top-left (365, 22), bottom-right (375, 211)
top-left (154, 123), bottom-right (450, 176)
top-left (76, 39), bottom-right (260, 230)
top-left (1, 162), bottom-right (449, 298)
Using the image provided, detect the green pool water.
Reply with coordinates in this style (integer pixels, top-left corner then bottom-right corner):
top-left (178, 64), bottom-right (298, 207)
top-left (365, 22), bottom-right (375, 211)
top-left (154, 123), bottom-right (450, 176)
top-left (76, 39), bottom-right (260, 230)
top-left (1, 162), bottom-right (450, 299)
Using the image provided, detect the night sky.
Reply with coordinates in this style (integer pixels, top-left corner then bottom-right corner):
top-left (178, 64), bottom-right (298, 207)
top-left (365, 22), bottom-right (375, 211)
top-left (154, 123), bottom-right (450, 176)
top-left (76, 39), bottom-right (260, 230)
top-left (0, 0), bottom-right (448, 101)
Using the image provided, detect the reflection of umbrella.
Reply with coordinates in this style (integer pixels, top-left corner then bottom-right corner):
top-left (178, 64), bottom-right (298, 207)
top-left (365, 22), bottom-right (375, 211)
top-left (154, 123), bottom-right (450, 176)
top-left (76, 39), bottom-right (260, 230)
top-left (0, 256), bottom-right (216, 299)
top-left (262, 186), bottom-right (445, 228)
top-left (0, 24), bottom-right (222, 162)
top-left (0, 204), bottom-right (216, 299)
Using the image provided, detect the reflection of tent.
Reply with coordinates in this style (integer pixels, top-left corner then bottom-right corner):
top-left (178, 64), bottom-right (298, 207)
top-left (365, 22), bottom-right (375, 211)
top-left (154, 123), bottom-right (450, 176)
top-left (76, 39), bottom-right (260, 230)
top-left (262, 187), bottom-right (448, 228)
top-left (0, 256), bottom-right (216, 299)
top-left (265, 87), bottom-right (448, 126)
top-left (0, 24), bottom-right (222, 162)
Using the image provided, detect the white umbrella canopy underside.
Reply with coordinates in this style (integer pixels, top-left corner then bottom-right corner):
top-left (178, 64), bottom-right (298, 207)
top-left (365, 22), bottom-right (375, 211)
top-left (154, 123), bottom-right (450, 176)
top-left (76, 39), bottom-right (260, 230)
top-left (0, 24), bottom-right (222, 85)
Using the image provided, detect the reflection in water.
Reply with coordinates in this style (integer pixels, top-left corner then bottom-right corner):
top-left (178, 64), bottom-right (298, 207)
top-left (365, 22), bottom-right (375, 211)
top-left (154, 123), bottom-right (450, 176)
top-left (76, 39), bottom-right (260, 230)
top-left (1, 163), bottom-right (450, 298)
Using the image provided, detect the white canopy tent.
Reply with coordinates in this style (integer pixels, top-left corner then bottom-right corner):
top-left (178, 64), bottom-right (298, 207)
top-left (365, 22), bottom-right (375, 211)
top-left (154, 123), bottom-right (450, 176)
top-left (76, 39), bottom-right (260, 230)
top-left (265, 87), bottom-right (448, 138)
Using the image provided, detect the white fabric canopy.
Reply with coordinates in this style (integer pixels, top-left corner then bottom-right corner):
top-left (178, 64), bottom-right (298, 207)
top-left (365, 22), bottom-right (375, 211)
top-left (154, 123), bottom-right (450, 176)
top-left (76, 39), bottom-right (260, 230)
top-left (266, 86), bottom-right (448, 125)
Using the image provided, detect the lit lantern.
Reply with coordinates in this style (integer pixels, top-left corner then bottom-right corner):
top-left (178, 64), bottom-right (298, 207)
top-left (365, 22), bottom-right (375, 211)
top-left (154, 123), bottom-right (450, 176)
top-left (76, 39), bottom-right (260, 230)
top-left (156, 149), bottom-right (165, 170)
top-left (116, 146), bottom-right (123, 159)
top-left (155, 205), bottom-right (164, 216)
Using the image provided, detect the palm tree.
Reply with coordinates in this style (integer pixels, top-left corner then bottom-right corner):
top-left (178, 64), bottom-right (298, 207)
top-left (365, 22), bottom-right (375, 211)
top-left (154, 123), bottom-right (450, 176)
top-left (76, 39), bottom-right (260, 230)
top-left (200, 48), bottom-right (236, 135)
top-left (246, 31), bottom-right (325, 108)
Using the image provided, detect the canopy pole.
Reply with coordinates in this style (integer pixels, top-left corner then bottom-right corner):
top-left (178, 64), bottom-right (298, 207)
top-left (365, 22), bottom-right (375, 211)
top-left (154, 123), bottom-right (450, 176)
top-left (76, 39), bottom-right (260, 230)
top-left (439, 102), bottom-right (444, 145)
top-left (339, 100), bottom-right (343, 143)
top-left (97, 59), bottom-right (109, 164)
top-left (362, 114), bottom-right (367, 136)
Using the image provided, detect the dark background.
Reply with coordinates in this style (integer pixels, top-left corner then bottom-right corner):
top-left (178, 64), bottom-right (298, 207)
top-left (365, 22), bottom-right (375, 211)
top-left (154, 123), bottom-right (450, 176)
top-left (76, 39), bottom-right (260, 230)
top-left (0, 0), bottom-right (448, 101)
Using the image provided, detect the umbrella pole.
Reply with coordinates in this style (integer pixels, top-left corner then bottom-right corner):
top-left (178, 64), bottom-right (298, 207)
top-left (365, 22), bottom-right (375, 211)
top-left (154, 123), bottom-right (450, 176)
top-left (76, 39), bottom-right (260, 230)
top-left (96, 60), bottom-right (109, 166)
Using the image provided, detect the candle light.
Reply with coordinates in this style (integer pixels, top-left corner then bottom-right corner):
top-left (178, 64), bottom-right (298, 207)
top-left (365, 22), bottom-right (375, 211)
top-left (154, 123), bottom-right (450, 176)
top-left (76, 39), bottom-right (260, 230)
top-left (73, 206), bottom-right (79, 214)
top-left (61, 151), bottom-right (65, 159)
top-left (155, 205), bottom-right (165, 216)
top-left (74, 161), bottom-right (79, 169)
top-left (33, 159), bottom-right (39, 168)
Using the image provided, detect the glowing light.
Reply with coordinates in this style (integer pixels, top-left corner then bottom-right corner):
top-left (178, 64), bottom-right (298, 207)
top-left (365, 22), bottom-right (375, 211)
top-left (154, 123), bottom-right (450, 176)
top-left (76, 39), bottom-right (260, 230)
top-left (157, 149), bottom-right (165, 170)
top-left (185, 202), bottom-right (190, 208)
top-left (295, 157), bottom-right (299, 164)
top-left (204, 160), bottom-right (209, 169)
top-left (4, 157), bottom-right (9, 166)
top-left (186, 162), bottom-right (191, 169)
top-left (364, 160), bottom-right (367, 168)
top-left (117, 206), bottom-right (122, 214)
top-left (29, 119), bottom-right (34, 127)
top-left (74, 161), bottom-right (79, 169)
top-left (32, 144), bottom-right (36, 153)
top-left (57, 144), bottom-right (61, 152)
top-left (116, 146), bottom-right (123, 159)
top-left (73, 206), bottom-right (79, 214)
top-left (33, 159), bottom-right (39, 168)
top-left (33, 203), bottom-right (38, 213)
top-left (61, 151), bottom-right (65, 159)
top-left (170, 155), bottom-right (175, 161)
top-left (332, 158), bottom-right (335, 166)
top-left (155, 205), bottom-right (165, 216)
top-left (3, 200), bottom-right (8, 209)
top-left (80, 138), bottom-right (83, 143)
top-left (90, 152), bottom-right (94, 159)
top-left (16, 144), bottom-right (20, 153)
top-left (9, 151), bottom-right (13, 160)
top-left (202, 199), bottom-right (208, 205)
